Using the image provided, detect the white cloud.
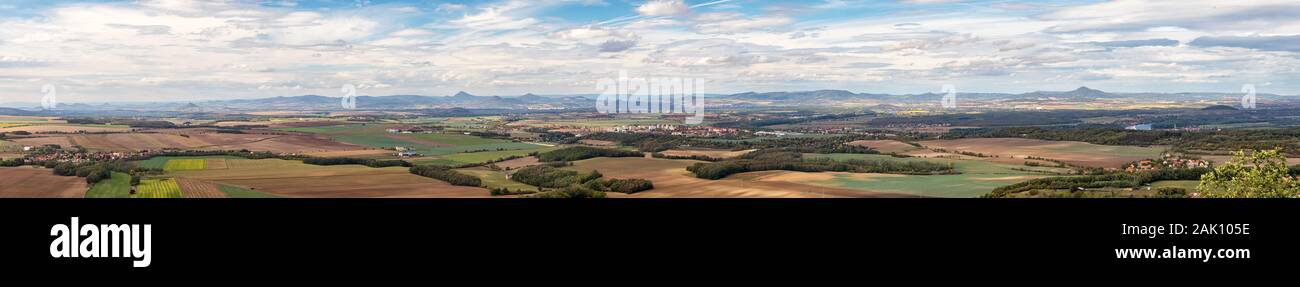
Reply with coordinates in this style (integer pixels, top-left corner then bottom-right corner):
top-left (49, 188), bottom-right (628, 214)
top-left (636, 0), bottom-right (690, 17)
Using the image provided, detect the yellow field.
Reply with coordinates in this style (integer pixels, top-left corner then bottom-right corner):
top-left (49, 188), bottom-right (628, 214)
top-left (133, 179), bottom-right (183, 198)
top-left (163, 159), bottom-right (207, 171)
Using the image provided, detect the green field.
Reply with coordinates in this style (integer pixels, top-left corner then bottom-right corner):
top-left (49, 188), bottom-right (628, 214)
top-left (137, 156), bottom-right (236, 170)
top-left (218, 184), bottom-right (282, 198)
top-left (163, 159), bottom-right (207, 171)
top-left (802, 154), bottom-right (1067, 198)
top-left (1151, 180), bottom-right (1200, 190)
top-left (456, 167), bottom-right (540, 192)
top-left (133, 179), bottom-right (183, 198)
top-left (85, 172), bottom-right (132, 198)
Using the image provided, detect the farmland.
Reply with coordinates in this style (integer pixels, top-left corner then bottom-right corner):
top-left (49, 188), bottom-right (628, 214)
top-left (85, 172), bottom-right (132, 198)
top-left (60, 132), bottom-right (363, 154)
top-left (281, 124), bottom-right (545, 156)
top-left (0, 167), bottom-right (89, 198)
top-left (160, 157), bottom-right (489, 197)
top-left (562, 157), bottom-right (914, 198)
top-left (916, 138), bottom-right (1164, 168)
top-left (417, 147), bottom-right (555, 166)
top-left (798, 154), bottom-right (1065, 197)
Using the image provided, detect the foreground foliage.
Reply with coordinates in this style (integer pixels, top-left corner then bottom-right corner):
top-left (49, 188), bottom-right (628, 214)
top-left (1198, 149), bottom-right (1300, 198)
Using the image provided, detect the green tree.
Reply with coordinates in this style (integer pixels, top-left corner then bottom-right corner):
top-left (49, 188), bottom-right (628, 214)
top-left (1197, 149), bottom-right (1300, 198)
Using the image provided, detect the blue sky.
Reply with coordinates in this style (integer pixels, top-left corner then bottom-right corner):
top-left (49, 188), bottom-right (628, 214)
top-left (1, 0), bottom-right (1298, 102)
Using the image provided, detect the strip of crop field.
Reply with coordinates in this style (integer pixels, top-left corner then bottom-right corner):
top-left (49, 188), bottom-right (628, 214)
top-left (133, 179), bottom-right (183, 198)
top-left (85, 172), bottom-right (132, 198)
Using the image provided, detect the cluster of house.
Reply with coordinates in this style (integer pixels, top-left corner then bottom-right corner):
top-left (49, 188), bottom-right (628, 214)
top-left (24, 148), bottom-right (150, 164)
top-left (1124, 153), bottom-right (1211, 172)
top-left (394, 146), bottom-right (420, 157)
top-left (607, 124), bottom-right (743, 137)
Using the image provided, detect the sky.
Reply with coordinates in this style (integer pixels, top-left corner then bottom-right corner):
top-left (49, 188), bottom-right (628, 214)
top-left (0, 0), bottom-right (1298, 103)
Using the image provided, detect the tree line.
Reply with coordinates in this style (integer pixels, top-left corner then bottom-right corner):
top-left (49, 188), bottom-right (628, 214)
top-left (687, 149), bottom-right (955, 180)
top-left (537, 146), bottom-right (643, 162)
top-left (510, 165), bottom-right (654, 194)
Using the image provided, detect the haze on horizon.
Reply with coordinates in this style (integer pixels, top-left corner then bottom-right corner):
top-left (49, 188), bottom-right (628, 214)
top-left (1, 0), bottom-right (1298, 103)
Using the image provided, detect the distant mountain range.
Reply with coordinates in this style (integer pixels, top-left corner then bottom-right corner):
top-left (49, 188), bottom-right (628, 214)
top-left (0, 87), bottom-right (1293, 113)
top-left (719, 87), bottom-right (1290, 105)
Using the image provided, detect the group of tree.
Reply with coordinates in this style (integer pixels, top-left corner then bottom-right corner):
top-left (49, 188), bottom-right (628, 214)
top-left (536, 146), bottom-right (643, 162)
top-left (510, 165), bottom-right (654, 194)
top-left (687, 149), bottom-right (955, 180)
top-left (302, 157), bottom-right (411, 168)
top-left (47, 159), bottom-right (155, 185)
top-left (985, 168), bottom-right (1210, 198)
top-left (409, 165), bottom-right (481, 187)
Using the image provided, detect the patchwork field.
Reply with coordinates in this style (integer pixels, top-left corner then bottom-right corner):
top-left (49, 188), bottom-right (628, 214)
top-left (799, 153), bottom-right (1065, 197)
top-left (917, 138), bottom-right (1164, 168)
top-left (283, 124), bottom-right (545, 156)
top-left (562, 157), bottom-right (914, 198)
top-left (47, 132), bottom-right (364, 153)
top-left (137, 156), bottom-right (237, 170)
top-left (160, 157), bottom-right (489, 198)
top-left (0, 167), bottom-right (89, 198)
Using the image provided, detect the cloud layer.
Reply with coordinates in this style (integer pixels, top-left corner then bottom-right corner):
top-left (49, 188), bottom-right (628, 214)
top-left (0, 0), bottom-right (1297, 103)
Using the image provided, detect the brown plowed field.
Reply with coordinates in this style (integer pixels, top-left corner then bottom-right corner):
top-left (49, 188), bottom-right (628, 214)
top-left (176, 177), bottom-right (226, 198)
top-left (0, 167), bottom-right (88, 198)
top-left (168, 158), bottom-right (489, 198)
